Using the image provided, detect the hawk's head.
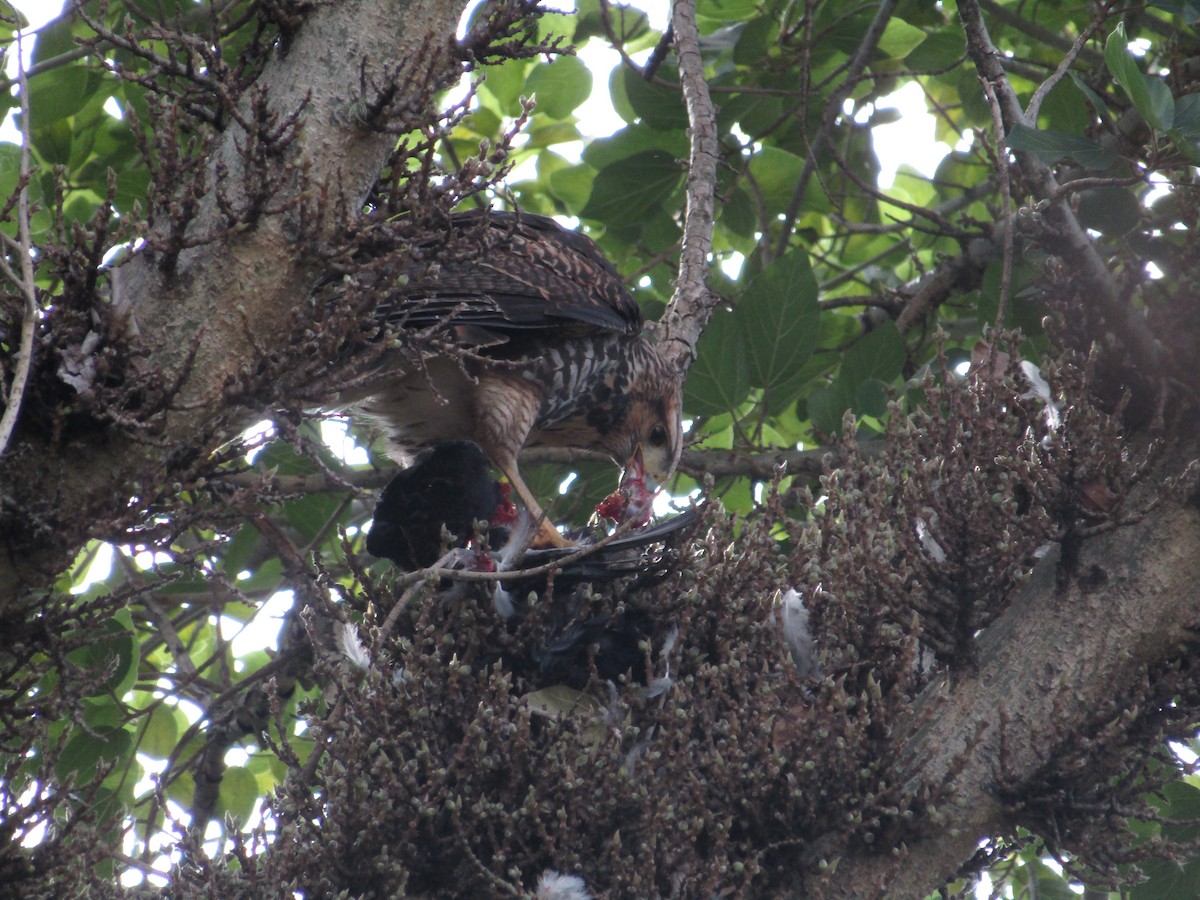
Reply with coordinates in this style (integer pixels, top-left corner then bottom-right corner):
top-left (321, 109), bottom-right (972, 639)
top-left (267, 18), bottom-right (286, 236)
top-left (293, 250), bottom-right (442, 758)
top-left (603, 350), bottom-right (683, 495)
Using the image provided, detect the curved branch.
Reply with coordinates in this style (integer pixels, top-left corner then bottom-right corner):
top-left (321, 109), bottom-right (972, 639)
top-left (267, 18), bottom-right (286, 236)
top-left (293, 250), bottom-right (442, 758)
top-left (657, 0), bottom-right (719, 375)
top-left (957, 0), bottom-right (1164, 377)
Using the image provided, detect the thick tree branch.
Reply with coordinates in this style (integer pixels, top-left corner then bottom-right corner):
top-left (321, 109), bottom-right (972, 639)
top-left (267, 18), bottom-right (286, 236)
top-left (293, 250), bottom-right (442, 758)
top-left (818, 495), bottom-right (1200, 897)
top-left (0, 0), bottom-right (470, 603)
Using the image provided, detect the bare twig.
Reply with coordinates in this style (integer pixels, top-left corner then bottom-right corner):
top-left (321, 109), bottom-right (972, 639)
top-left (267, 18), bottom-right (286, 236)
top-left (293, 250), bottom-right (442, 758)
top-left (0, 31), bottom-right (40, 458)
top-left (1024, 3), bottom-right (1113, 123)
top-left (980, 78), bottom-right (1014, 327)
top-left (773, 0), bottom-right (900, 261)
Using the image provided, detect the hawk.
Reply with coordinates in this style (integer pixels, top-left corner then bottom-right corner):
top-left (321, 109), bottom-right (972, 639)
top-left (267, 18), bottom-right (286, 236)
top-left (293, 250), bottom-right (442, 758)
top-left (352, 209), bottom-right (683, 547)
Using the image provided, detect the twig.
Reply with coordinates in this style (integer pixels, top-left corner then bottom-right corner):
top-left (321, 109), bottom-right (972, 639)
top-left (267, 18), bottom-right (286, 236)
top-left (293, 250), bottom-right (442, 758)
top-left (1023, 3), bottom-right (1113, 124)
top-left (957, 0), bottom-right (1164, 377)
top-left (773, 0), bottom-right (900, 261)
top-left (0, 0), bottom-right (243, 92)
top-left (980, 78), bottom-right (1014, 327)
top-left (0, 31), bottom-right (40, 458)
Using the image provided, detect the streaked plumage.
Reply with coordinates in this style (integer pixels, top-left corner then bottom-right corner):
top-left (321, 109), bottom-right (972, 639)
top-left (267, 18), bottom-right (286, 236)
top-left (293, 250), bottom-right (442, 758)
top-left (355, 209), bottom-right (683, 546)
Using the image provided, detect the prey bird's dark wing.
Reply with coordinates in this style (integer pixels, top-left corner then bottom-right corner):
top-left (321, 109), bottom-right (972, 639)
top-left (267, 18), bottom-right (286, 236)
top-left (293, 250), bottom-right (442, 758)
top-left (519, 504), bottom-right (703, 585)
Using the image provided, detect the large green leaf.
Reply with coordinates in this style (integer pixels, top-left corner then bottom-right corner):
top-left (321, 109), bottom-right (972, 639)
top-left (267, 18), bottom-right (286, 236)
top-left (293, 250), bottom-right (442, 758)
top-left (26, 66), bottom-right (105, 130)
top-left (579, 149), bottom-right (682, 224)
top-left (1006, 123), bottom-right (1116, 170)
top-left (574, 0), bottom-right (649, 44)
top-left (479, 58), bottom-right (532, 117)
top-left (1076, 185), bottom-right (1142, 235)
top-left (1105, 23), bottom-right (1171, 131)
top-left (525, 55), bottom-right (593, 120)
top-left (683, 308), bottom-right (752, 416)
top-left (840, 322), bottom-right (906, 392)
top-left (618, 64), bottom-right (688, 130)
top-left (736, 249), bottom-right (820, 401)
top-left (218, 765), bottom-right (261, 823)
top-left (905, 29), bottom-right (964, 70)
top-left (877, 19), bottom-right (926, 59)
top-left (56, 725), bottom-right (134, 782)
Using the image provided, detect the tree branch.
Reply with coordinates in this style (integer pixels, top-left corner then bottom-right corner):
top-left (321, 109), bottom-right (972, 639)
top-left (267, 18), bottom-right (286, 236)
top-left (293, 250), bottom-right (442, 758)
top-left (817, 495), bottom-right (1200, 897)
top-left (957, 0), bottom-right (1164, 377)
top-left (0, 34), bottom-right (38, 459)
top-left (658, 0), bottom-right (718, 375)
top-left (0, 0), bottom-right (471, 602)
top-left (773, 0), bottom-right (899, 261)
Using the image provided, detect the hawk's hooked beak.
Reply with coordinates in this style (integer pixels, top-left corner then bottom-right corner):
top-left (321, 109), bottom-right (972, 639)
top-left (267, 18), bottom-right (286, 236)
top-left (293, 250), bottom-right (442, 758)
top-left (621, 444), bottom-right (657, 492)
top-left (596, 444), bottom-right (661, 526)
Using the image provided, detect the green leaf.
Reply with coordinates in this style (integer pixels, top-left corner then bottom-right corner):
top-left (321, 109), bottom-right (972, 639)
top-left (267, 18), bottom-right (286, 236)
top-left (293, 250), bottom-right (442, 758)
top-left (1143, 75), bottom-right (1175, 131)
top-left (222, 523), bottom-right (264, 576)
top-left (32, 10), bottom-right (79, 67)
top-left (840, 322), bottom-right (906, 391)
top-left (526, 120), bottom-right (582, 149)
top-left (1006, 123), bottom-right (1115, 170)
top-left (547, 162), bottom-right (595, 213)
top-left (1173, 93), bottom-right (1200, 136)
top-left (696, 0), bottom-right (761, 22)
top-left (27, 66), bottom-right (104, 130)
top-left (807, 381), bottom-right (854, 436)
top-left (1147, 0), bottom-right (1200, 25)
top-left (218, 765), bottom-right (260, 823)
top-left (579, 149), bottom-right (682, 224)
top-left (683, 308), bottom-right (752, 416)
top-left (1068, 71), bottom-right (1112, 119)
top-left (0, 142), bottom-right (23, 206)
top-left (618, 64), bottom-right (688, 130)
top-left (0, 2), bottom-right (27, 32)
top-left (140, 705), bottom-right (182, 759)
top-left (583, 125), bottom-right (687, 170)
top-left (877, 19), bottom-right (926, 59)
top-left (283, 491), bottom-right (342, 542)
top-left (1076, 185), bottom-right (1142, 235)
top-left (737, 249), bottom-right (820, 398)
top-left (747, 146), bottom-right (806, 214)
top-left (733, 15), bottom-right (776, 65)
top-left (1168, 129), bottom-right (1200, 164)
top-left (56, 726), bottom-right (134, 782)
top-left (479, 58), bottom-right (531, 117)
top-left (1105, 23), bottom-right (1168, 131)
top-left (236, 557), bottom-right (283, 594)
top-left (525, 55), bottom-right (593, 120)
top-left (855, 379), bottom-right (889, 418)
top-left (905, 30), bottom-right (964, 70)
top-left (66, 614), bottom-right (139, 698)
top-left (574, 0), bottom-right (649, 45)
top-left (32, 118), bottom-right (73, 166)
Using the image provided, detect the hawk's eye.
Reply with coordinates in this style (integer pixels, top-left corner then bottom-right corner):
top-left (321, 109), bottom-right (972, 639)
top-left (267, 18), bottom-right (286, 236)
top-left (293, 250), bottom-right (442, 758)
top-left (649, 425), bottom-right (669, 447)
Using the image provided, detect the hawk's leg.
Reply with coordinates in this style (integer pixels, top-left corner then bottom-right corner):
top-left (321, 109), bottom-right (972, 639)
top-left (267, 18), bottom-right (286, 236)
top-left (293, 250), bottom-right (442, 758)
top-left (476, 376), bottom-right (575, 549)
top-left (499, 462), bottom-right (573, 549)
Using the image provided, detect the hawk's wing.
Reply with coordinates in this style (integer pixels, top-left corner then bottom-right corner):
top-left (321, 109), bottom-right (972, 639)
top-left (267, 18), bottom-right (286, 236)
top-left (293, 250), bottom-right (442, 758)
top-left (375, 209), bottom-right (643, 342)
